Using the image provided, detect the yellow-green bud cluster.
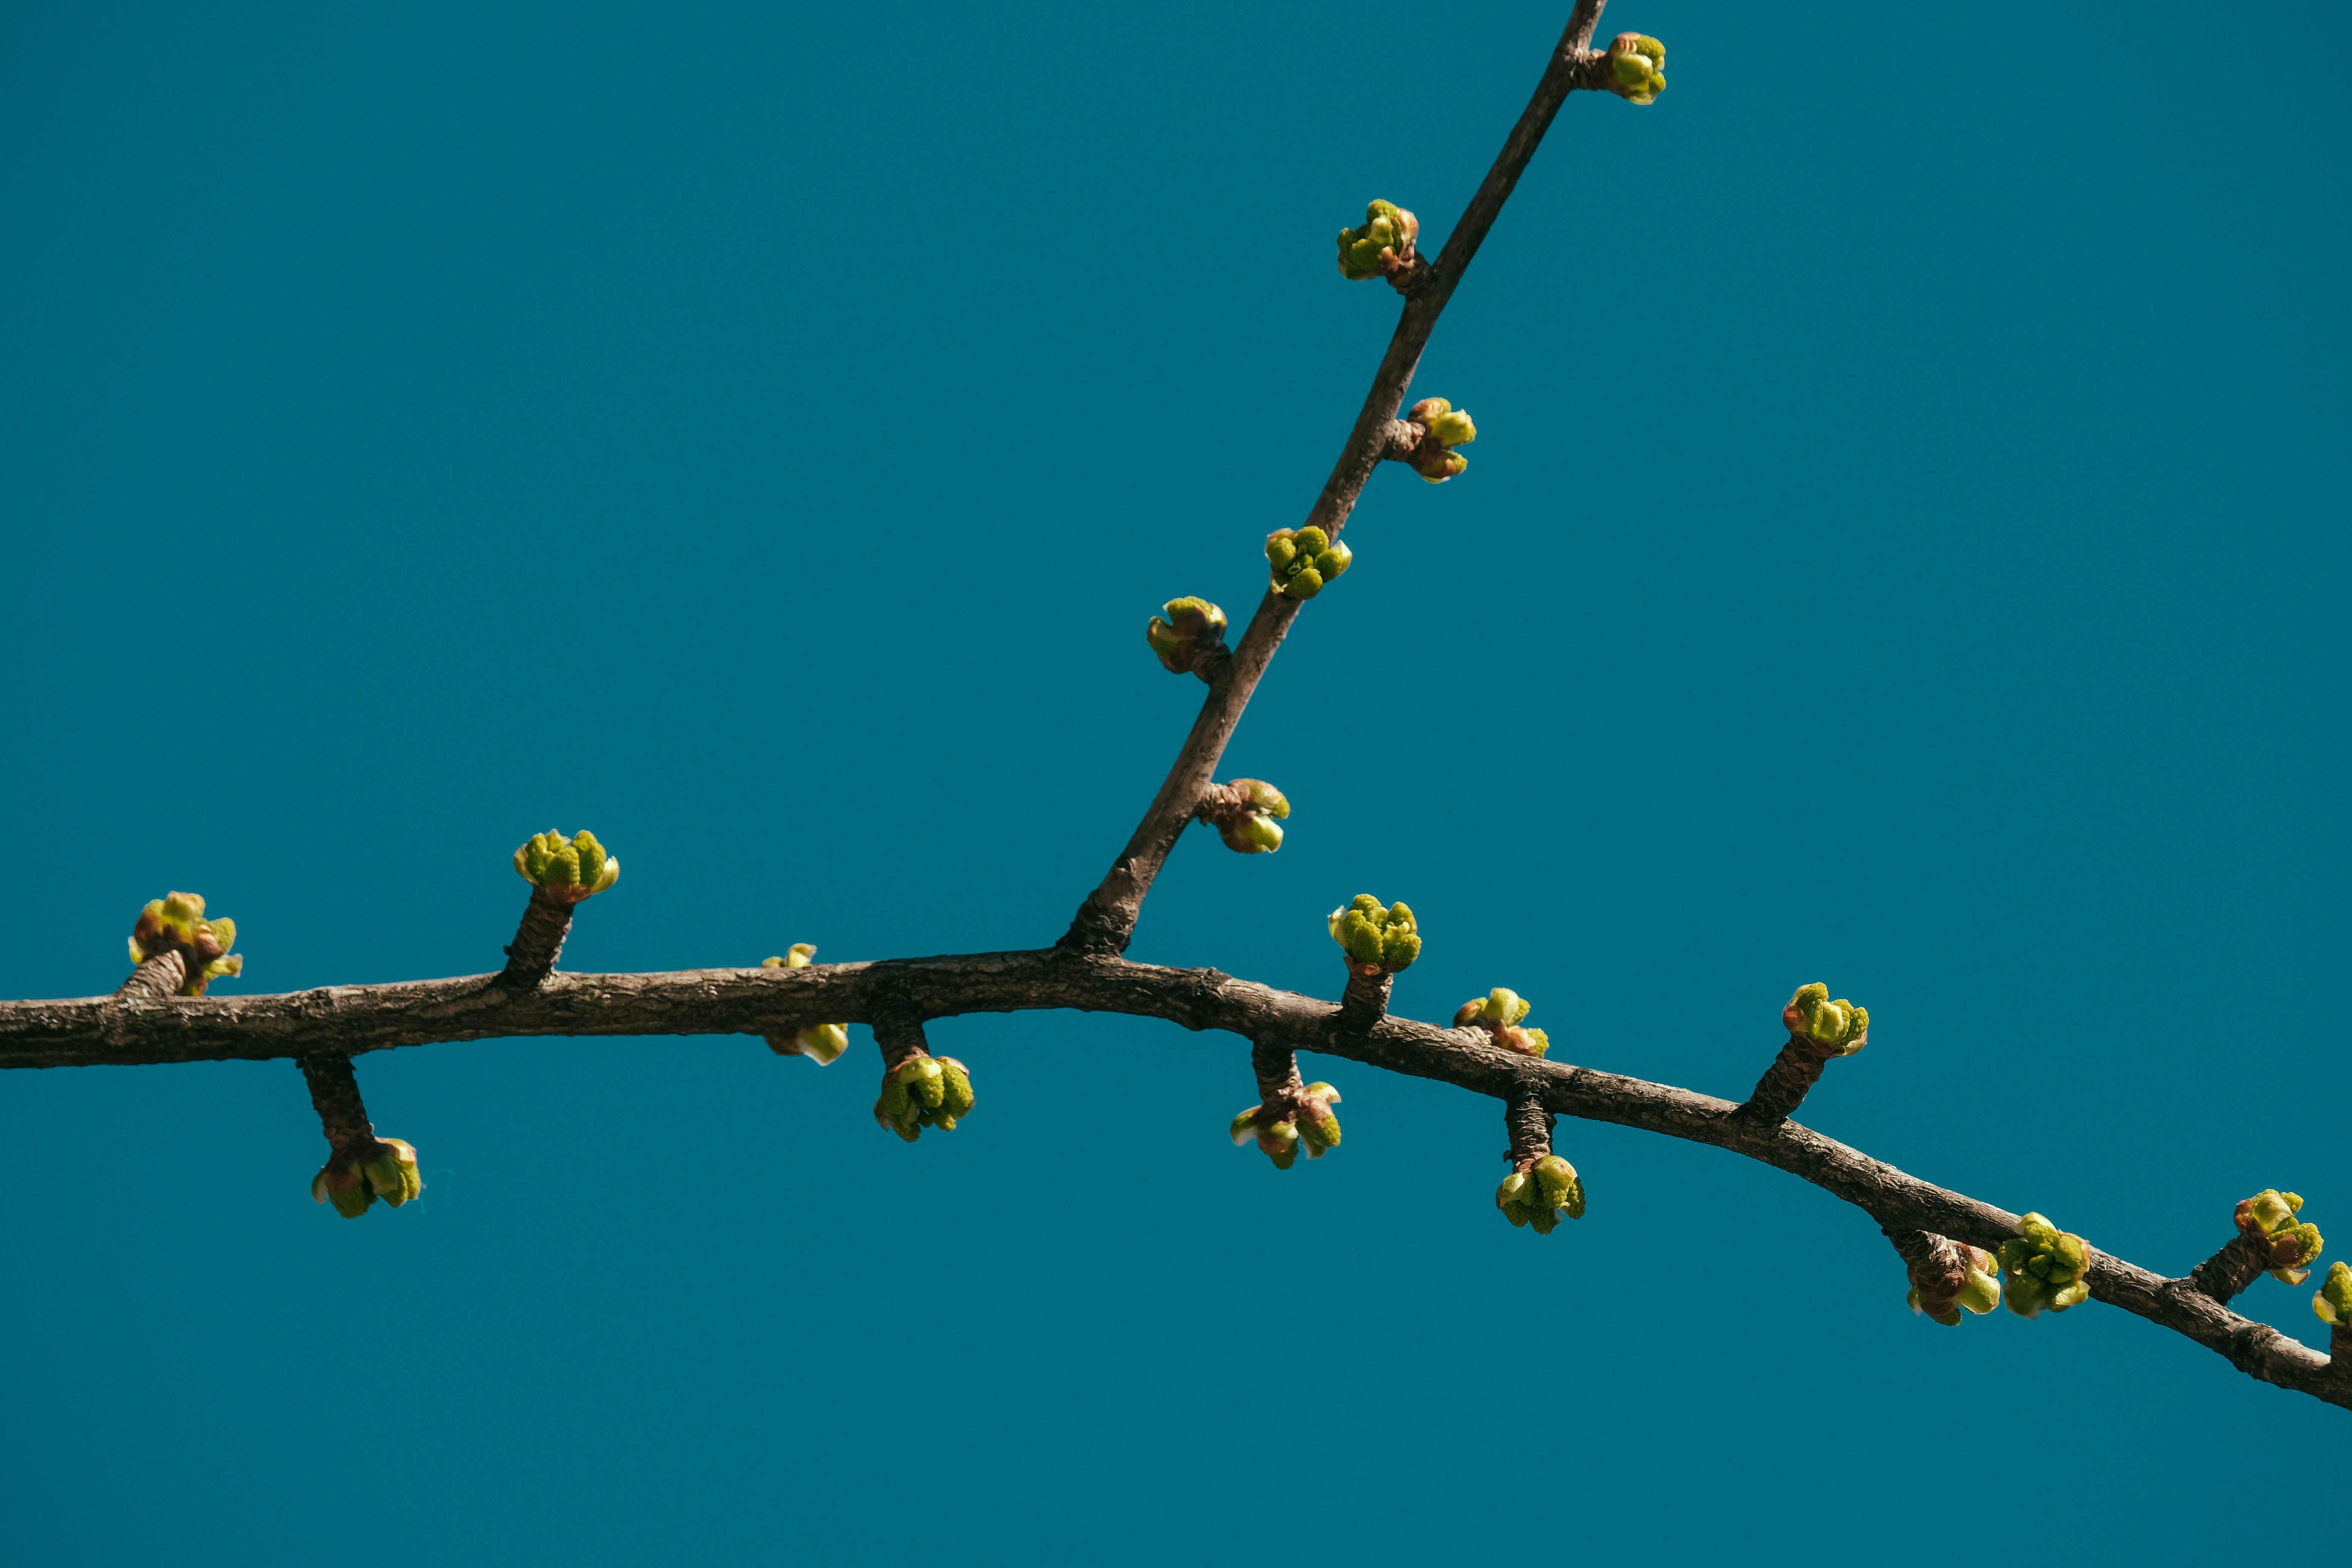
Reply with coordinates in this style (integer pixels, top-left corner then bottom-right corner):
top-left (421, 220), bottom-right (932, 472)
top-left (1145, 597), bottom-right (1228, 675)
top-left (1404, 397), bottom-right (1476, 483)
top-left (874, 1053), bottom-right (974, 1143)
top-left (1905, 1241), bottom-right (2003, 1326)
top-left (310, 1138), bottom-right (422, 1220)
top-left (1454, 988), bottom-right (1550, 1058)
top-left (760, 943), bottom-right (850, 1064)
top-left (2314, 1260), bottom-right (2352, 1329)
top-left (513, 829), bottom-right (620, 903)
top-left (1266, 526), bottom-right (1352, 600)
top-left (1606, 33), bottom-right (1666, 105)
top-left (128, 891), bottom-right (243, 997)
top-left (1998, 1212), bottom-right (2092, 1317)
top-left (1496, 1155), bottom-right (1584, 1233)
top-left (1336, 200), bottom-right (1419, 282)
top-left (1205, 778), bottom-right (1289, 854)
top-left (1229, 1082), bottom-right (1341, 1171)
top-left (2236, 1190), bottom-right (2323, 1286)
top-left (1781, 982), bottom-right (1868, 1055)
top-left (1329, 896), bottom-right (1419, 975)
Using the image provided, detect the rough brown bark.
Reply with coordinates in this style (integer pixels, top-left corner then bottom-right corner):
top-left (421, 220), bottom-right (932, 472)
top-left (1336, 969), bottom-right (1392, 1035)
top-left (1737, 1035), bottom-right (1833, 1122)
top-left (1504, 1085), bottom-right (1554, 1165)
top-left (297, 1051), bottom-right (376, 1150)
top-left (2188, 1234), bottom-right (2270, 1306)
top-left (501, 889), bottom-right (577, 987)
top-left (115, 952), bottom-right (187, 1002)
top-left (5, 945), bottom-right (2339, 1411)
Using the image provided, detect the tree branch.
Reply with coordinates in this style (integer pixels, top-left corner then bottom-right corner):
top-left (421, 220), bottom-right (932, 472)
top-left (1060, 1), bottom-right (1619, 957)
top-left (3, 948), bottom-right (2341, 1411)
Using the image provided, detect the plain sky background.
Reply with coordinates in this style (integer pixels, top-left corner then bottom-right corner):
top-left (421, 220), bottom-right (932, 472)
top-left (3, 2), bottom-right (2347, 1562)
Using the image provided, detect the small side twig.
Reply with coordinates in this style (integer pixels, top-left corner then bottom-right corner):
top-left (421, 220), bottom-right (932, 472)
top-left (2188, 1233), bottom-right (2269, 1306)
top-left (501, 888), bottom-right (576, 988)
top-left (1336, 969), bottom-right (1391, 1035)
top-left (115, 951), bottom-right (187, 1002)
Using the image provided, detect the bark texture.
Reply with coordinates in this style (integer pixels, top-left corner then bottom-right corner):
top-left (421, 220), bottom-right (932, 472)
top-left (297, 1050), bottom-right (376, 1149)
top-left (1738, 1035), bottom-right (1834, 1123)
top-left (501, 889), bottom-right (577, 987)
top-left (2188, 1234), bottom-right (2271, 1306)
top-left (5, 945), bottom-right (2340, 1410)
top-left (115, 952), bottom-right (187, 1002)
top-left (1336, 970), bottom-right (1392, 1035)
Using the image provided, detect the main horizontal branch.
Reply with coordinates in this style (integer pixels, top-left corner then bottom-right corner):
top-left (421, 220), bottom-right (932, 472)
top-left (4, 949), bottom-right (2340, 1410)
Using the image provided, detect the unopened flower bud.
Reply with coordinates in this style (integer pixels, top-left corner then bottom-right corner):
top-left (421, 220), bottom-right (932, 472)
top-left (1232, 1080), bottom-right (1338, 1170)
top-left (310, 1136), bottom-right (422, 1220)
top-left (1336, 199), bottom-right (1420, 282)
top-left (513, 829), bottom-right (621, 903)
top-left (1197, 778), bottom-right (1291, 855)
top-left (1328, 895), bottom-right (1420, 975)
top-left (1295, 1082), bottom-right (1343, 1154)
top-left (1901, 1235), bottom-right (2003, 1326)
top-left (1606, 33), bottom-right (1667, 105)
top-left (2314, 1260), bottom-right (2352, 1328)
top-left (1397, 397), bottom-right (1476, 484)
top-left (874, 1052), bottom-right (973, 1142)
top-left (1496, 1153), bottom-right (1583, 1234)
top-left (1998, 1212), bottom-right (2092, 1317)
top-left (127, 891), bottom-right (245, 997)
top-left (1781, 982), bottom-right (1868, 1056)
top-left (1145, 596), bottom-right (1228, 676)
top-left (1455, 988), bottom-right (1551, 1058)
top-left (2235, 1189), bottom-right (2323, 1285)
top-left (1266, 526), bottom-right (1353, 600)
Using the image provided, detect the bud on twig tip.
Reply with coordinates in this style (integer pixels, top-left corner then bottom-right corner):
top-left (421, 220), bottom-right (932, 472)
top-left (127, 891), bottom-right (245, 997)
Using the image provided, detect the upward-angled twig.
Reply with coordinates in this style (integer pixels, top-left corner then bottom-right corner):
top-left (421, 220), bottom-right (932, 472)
top-left (1058, 0), bottom-right (1622, 957)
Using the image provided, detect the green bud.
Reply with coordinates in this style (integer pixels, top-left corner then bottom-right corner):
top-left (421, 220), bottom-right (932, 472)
top-left (1327, 896), bottom-right (1419, 974)
top-left (1234, 779), bottom-right (1289, 818)
top-left (1954, 1262), bottom-right (2003, 1316)
top-left (1454, 990), bottom-right (1548, 1057)
top-left (1605, 33), bottom-right (1667, 105)
top-left (1781, 982), bottom-right (1869, 1055)
top-left (1217, 813), bottom-right (1285, 854)
top-left (2314, 1260), bottom-right (2352, 1328)
top-left (1401, 396), bottom-right (1476, 483)
top-left (1231, 1104), bottom-right (1306, 1170)
top-left (310, 1137), bottom-right (421, 1219)
top-left (2235, 1189), bottom-right (2323, 1284)
top-left (1905, 1238), bottom-right (2003, 1325)
top-left (936, 1057), bottom-right (975, 1119)
top-left (360, 1138), bottom-right (423, 1207)
top-left (1998, 1213), bottom-right (2092, 1318)
top-left (1146, 596), bottom-right (1228, 674)
top-left (1496, 1154), bottom-right (1583, 1233)
top-left (1406, 397), bottom-right (1477, 449)
top-left (1336, 199), bottom-right (1419, 282)
top-left (127, 891), bottom-right (246, 997)
top-left (1532, 1154), bottom-right (1584, 1219)
top-left (1297, 1083), bottom-right (1343, 1153)
top-left (1267, 527), bottom-right (1353, 600)
top-left (513, 830), bottom-right (622, 904)
top-left (311, 1161), bottom-right (375, 1219)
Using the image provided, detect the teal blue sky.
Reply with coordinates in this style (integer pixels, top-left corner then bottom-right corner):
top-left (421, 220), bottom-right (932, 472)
top-left (3, 2), bottom-right (2347, 1562)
